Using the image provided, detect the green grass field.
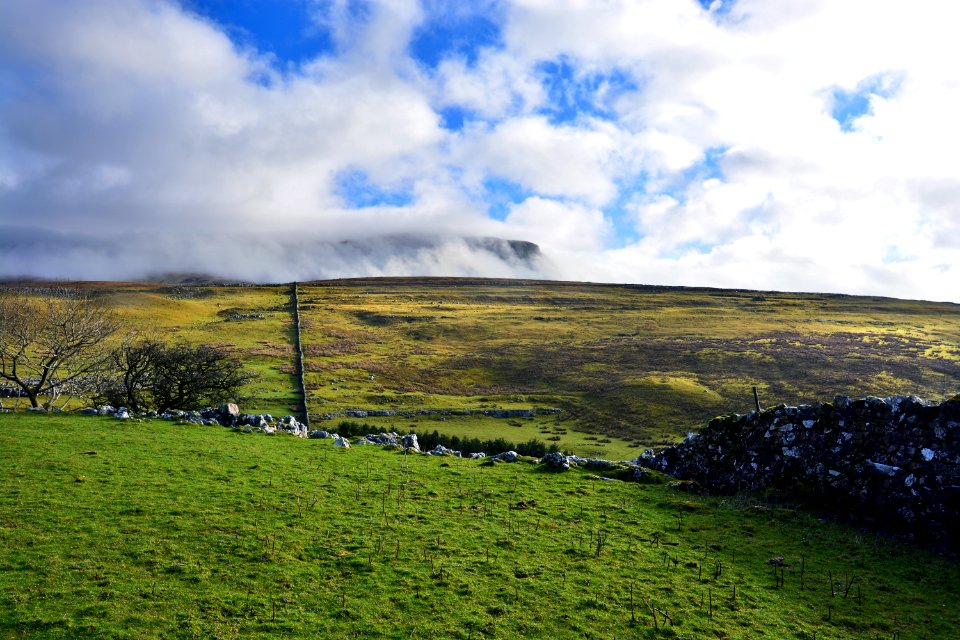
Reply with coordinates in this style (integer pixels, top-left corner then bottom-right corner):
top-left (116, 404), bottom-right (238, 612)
top-left (2, 412), bottom-right (958, 639)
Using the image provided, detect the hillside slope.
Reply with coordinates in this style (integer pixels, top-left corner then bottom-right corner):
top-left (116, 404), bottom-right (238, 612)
top-left (2, 278), bottom-right (959, 457)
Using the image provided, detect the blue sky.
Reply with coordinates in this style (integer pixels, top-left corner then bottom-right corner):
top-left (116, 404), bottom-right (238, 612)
top-left (1, 0), bottom-right (959, 301)
top-left (182, 0), bottom-right (339, 66)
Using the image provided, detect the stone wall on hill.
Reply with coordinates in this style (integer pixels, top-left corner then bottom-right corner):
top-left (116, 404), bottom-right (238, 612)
top-left (637, 395), bottom-right (960, 549)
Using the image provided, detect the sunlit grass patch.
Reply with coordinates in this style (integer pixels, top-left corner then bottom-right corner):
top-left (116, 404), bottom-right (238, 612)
top-left (1, 412), bottom-right (958, 639)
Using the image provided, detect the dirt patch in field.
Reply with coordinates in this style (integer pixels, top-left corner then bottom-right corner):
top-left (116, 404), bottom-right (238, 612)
top-left (243, 342), bottom-right (294, 357)
top-left (303, 341), bottom-right (363, 357)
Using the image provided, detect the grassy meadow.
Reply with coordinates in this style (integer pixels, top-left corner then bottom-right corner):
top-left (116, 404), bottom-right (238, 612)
top-left (2, 412), bottom-right (959, 639)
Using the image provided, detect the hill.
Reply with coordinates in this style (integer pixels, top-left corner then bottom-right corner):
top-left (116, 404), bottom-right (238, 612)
top-left (2, 278), bottom-right (959, 458)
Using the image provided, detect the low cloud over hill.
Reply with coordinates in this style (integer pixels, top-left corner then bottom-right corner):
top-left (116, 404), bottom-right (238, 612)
top-left (0, 226), bottom-right (549, 283)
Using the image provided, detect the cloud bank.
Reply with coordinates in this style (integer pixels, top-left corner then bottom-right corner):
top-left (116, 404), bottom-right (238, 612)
top-left (1, 0), bottom-right (959, 301)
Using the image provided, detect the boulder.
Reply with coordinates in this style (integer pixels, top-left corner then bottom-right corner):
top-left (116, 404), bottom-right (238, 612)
top-left (333, 435), bottom-right (351, 449)
top-left (218, 403), bottom-right (240, 421)
top-left (78, 408), bottom-right (98, 416)
top-left (428, 444), bottom-right (460, 457)
top-left (308, 430), bottom-right (330, 439)
top-left (401, 434), bottom-right (420, 452)
top-left (490, 450), bottom-right (519, 463)
top-left (540, 452), bottom-right (570, 470)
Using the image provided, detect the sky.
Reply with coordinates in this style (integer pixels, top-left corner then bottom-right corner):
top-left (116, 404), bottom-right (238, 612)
top-left (1, 0), bottom-right (959, 302)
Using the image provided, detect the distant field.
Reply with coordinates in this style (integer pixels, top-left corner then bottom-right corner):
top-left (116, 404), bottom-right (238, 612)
top-left (1, 283), bottom-right (300, 418)
top-left (105, 284), bottom-right (301, 417)
top-left (296, 278), bottom-right (960, 448)
top-left (2, 412), bottom-right (958, 639)
top-left (3, 278), bottom-right (959, 456)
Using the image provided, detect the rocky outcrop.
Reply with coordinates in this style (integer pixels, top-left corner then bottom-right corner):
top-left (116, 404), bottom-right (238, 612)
top-left (637, 395), bottom-right (960, 548)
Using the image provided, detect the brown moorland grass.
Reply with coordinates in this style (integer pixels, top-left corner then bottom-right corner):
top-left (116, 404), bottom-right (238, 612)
top-left (3, 278), bottom-right (958, 456)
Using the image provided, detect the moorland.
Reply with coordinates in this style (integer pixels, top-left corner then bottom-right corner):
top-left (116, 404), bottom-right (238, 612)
top-left (8, 277), bottom-right (957, 458)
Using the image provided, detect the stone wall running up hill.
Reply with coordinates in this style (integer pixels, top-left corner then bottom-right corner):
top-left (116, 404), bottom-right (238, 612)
top-left (637, 395), bottom-right (960, 549)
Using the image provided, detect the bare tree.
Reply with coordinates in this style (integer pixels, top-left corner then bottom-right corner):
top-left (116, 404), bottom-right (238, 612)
top-left (0, 291), bottom-right (119, 409)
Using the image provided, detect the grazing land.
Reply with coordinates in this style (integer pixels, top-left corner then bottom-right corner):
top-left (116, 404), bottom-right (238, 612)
top-left (3, 278), bottom-right (959, 458)
top-left (296, 279), bottom-right (960, 455)
top-left (2, 412), bottom-right (959, 639)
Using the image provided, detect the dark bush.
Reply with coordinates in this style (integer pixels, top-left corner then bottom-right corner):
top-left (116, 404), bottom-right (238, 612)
top-left (99, 340), bottom-right (254, 412)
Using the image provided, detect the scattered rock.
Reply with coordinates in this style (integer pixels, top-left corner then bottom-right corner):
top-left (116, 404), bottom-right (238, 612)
top-left (428, 444), bottom-right (460, 457)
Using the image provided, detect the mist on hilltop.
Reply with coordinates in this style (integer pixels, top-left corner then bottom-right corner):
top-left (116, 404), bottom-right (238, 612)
top-left (0, 226), bottom-right (550, 283)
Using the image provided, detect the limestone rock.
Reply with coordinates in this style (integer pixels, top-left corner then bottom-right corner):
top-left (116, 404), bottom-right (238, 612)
top-left (428, 444), bottom-right (460, 457)
top-left (540, 452), bottom-right (570, 470)
top-left (637, 394), bottom-right (960, 548)
top-left (401, 434), bottom-right (420, 452)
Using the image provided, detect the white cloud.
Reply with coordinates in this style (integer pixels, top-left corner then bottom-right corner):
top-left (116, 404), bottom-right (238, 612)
top-left (434, 52), bottom-right (543, 119)
top-left (456, 116), bottom-right (623, 205)
top-left (1, 0), bottom-right (959, 301)
top-left (0, 0), bottom-right (457, 235)
top-left (495, 0), bottom-right (960, 302)
top-left (503, 196), bottom-right (610, 252)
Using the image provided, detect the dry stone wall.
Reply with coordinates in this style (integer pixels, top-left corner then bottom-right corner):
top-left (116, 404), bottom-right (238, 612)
top-left (637, 395), bottom-right (960, 549)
